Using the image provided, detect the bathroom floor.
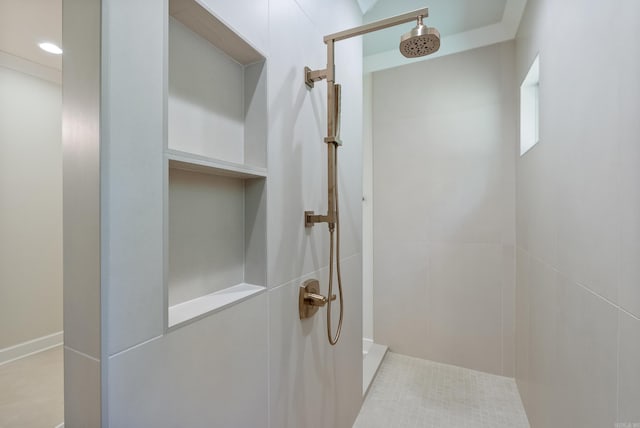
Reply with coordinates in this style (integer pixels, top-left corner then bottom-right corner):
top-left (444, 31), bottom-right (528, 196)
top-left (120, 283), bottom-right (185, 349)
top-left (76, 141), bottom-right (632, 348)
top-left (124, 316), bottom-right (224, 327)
top-left (354, 352), bottom-right (529, 428)
top-left (0, 346), bottom-right (64, 428)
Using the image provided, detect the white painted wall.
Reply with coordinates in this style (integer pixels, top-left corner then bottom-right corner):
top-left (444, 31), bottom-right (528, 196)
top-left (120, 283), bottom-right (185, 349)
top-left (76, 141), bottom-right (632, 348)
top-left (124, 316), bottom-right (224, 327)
top-left (371, 42), bottom-right (516, 376)
top-left (514, 0), bottom-right (640, 426)
top-left (0, 66), bottom-right (62, 352)
top-left (88, 0), bottom-right (363, 426)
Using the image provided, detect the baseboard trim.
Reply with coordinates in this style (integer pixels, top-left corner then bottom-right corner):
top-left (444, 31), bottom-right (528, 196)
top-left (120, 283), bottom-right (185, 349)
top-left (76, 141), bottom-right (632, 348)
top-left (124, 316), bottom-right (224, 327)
top-left (0, 331), bottom-right (63, 366)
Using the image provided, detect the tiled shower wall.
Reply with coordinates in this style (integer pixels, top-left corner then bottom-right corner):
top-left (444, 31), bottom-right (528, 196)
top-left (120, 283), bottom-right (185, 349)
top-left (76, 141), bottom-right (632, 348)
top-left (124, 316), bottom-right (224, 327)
top-left (515, 0), bottom-right (640, 426)
top-left (64, 0), bottom-right (363, 426)
top-left (372, 41), bottom-right (517, 377)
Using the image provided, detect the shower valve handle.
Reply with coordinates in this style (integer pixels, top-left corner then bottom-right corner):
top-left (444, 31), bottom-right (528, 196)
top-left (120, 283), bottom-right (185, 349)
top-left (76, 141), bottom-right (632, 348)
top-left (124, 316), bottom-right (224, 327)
top-left (299, 279), bottom-right (336, 320)
top-left (304, 292), bottom-right (336, 307)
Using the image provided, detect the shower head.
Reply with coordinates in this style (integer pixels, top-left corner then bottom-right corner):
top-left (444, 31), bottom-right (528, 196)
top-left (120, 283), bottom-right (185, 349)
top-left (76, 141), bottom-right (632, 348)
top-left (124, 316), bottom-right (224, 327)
top-left (399, 16), bottom-right (440, 58)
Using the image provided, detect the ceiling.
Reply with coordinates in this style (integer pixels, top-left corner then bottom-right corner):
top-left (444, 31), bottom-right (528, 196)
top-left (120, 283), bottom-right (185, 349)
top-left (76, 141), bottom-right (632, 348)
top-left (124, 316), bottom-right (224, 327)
top-left (0, 0), bottom-right (525, 75)
top-left (0, 0), bottom-right (62, 71)
top-left (360, 0), bottom-right (527, 72)
top-left (363, 0), bottom-right (506, 56)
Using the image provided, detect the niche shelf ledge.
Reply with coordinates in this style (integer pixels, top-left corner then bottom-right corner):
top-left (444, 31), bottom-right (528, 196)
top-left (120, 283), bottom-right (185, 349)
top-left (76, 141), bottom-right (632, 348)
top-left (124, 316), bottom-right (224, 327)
top-left (167, 149), bottom-right (267, 179)
top-left (168, 283), bottom-right (266, 328)
top-left (169, 0), bottom-right (264, 66)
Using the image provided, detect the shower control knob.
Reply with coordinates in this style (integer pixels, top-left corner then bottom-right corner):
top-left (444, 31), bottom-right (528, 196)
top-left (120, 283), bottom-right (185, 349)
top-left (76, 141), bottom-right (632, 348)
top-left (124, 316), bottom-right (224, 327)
top-left (304, 292), bottom-right (337, 306)
top-left (299, 279), bottom-right (335, 319)
top-left (305, 292), bottom-right (328, 307)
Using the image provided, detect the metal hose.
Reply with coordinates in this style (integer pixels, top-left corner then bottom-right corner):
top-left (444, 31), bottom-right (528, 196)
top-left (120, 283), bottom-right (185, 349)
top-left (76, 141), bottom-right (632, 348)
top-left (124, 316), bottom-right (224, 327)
top-left (327, 146), bottom-right (344, 345)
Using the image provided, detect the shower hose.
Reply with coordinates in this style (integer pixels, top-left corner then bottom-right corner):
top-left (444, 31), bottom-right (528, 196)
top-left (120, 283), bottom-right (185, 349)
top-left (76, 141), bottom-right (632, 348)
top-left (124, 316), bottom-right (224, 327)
top-left (327, 146), bottom-right (344, 346)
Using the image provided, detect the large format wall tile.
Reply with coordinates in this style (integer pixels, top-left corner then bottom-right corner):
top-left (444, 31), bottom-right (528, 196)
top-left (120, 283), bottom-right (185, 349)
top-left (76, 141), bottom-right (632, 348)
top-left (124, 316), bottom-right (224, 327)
top-left (618, 312), bottom-right (640, 425)
top-left (502, 245), bottom-right (516, 376)
top-left (373, 241), bottom-right (430, 358)
top-left (102, 0), bottom-right (165, 355)
top-left (108, 295), bottom-right (269, 428)
top-left (266, 0), bottom-right (362, 288)
top-left (64, 348), bottom-right (100, 427)
top-left (525, 258), bottom-right (560, 428)
top-left (618, 0), bottom-right (640, 319)
top-left (427, 243), bottom-right (504, 375)
top-left (62, 0), bottom-right (101, 361)
top-left (516, 1), bottom-right (640, 426)
top-left (269, 255), bottom-right (362, 428)
top-left (514, 248), bottom-right (530, 407)
top-left (558, 281), bottom-right (618, 428)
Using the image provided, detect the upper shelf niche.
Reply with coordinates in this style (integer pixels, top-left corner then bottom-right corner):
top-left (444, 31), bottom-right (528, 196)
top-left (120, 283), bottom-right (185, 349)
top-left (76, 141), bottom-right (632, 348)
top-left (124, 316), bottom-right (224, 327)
top-left (168, 0), bottom-right (267, 170)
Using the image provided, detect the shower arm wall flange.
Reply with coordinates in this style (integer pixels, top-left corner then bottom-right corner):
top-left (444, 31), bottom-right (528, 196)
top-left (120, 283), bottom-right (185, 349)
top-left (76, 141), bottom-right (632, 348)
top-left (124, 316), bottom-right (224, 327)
top-left (304, 66), bottom-right (327, 89)
top-left (305, 211), bottom-right (331, 228)
top-left (304, 7), bottom-right (428, 229)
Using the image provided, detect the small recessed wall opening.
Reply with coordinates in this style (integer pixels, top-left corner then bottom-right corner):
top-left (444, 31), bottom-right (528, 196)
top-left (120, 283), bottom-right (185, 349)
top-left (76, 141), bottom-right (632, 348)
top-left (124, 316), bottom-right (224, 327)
top-left (520, 54), bottom-right (540, 156)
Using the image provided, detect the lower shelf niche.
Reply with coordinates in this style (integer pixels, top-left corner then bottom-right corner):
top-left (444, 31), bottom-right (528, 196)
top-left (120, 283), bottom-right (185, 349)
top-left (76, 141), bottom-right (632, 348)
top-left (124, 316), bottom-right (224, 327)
top-left (167, 165), bottom-right (266, 328)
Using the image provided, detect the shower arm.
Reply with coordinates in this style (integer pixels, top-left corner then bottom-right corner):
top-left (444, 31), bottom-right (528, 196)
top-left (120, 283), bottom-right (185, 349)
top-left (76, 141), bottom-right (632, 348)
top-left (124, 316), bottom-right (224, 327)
top-left (304, 8), bottom-right (428, 228)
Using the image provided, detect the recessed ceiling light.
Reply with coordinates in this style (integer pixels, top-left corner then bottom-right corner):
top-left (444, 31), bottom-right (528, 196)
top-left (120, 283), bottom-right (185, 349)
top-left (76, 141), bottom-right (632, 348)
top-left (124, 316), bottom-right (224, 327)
top-left (38, 42), bottom-right (63, 55)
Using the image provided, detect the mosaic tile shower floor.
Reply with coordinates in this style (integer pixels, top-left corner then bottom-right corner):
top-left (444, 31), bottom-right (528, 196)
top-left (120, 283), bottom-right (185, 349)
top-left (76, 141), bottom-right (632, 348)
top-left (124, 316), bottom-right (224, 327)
top-left (354, 352), bottom-right (529, 428)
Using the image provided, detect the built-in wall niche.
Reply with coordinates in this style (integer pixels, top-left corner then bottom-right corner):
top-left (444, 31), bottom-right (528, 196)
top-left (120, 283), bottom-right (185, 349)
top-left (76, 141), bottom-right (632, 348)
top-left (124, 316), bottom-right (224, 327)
top-left (168, 0), bottom-right (266, 168)
top-left (166, 0), bottom-right (267, 328)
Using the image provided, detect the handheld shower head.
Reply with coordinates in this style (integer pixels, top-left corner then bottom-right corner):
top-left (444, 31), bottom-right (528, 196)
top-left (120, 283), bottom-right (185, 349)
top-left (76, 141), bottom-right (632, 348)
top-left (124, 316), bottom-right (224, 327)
top-left (399, 16), bottom-right (440, 58)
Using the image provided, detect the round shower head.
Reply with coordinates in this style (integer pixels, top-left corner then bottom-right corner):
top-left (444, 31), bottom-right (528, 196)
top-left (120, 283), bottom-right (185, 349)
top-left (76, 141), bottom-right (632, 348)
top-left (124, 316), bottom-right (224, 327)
top-left (399, 16), bottom-right (440, 58)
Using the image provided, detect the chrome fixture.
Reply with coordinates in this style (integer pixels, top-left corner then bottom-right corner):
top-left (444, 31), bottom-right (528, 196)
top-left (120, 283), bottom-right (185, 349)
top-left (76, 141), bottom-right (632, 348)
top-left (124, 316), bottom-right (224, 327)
top-left (304, 7), bottom-right (440, 346)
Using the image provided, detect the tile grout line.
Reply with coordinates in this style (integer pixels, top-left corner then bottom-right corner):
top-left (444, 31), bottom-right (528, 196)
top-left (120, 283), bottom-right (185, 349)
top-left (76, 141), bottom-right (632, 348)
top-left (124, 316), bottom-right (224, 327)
top-left (573, 280), bottom-right (640, 322)
top-left (267, 252), bottom-right (361, 292)
top-left (106, 335), bottom-right (163, 360)
top-left (517, 245), bottom-right (640, 322)
top-left (64, 345), bottom-right (100, 363)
